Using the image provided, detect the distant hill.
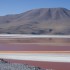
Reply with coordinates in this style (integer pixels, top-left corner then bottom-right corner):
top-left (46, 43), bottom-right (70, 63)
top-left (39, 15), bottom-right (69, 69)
top-left (0, 8), bottom-right (70, 34)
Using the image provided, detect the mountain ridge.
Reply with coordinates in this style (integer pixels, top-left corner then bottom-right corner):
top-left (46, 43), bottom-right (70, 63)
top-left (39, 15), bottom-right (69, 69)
top-left (0, 8), bottom-right (70, 34)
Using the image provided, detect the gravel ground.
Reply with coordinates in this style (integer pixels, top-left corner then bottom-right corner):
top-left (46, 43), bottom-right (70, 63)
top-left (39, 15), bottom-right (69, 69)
top-left (0, 59), bottom-right (47, 70)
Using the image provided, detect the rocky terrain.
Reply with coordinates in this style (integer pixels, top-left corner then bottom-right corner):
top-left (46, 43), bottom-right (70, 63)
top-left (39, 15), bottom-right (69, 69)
top-left (0, 59), bottom-right (46, 70)
top-left (0, 8), bottom-right (70, 34)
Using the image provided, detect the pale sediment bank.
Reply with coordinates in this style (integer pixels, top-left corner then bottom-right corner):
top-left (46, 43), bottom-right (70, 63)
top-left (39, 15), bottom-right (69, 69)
top-left (0, 53), bottom-right (70, 63)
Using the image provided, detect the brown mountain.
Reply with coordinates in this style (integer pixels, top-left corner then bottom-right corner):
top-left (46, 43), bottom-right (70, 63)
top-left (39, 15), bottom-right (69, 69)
top-left (0, 8), bottom-right (70, 34)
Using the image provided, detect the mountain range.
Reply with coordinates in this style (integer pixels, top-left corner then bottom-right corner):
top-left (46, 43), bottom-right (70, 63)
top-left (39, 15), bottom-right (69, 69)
top-left (0, 8), bottom-right (70, 34)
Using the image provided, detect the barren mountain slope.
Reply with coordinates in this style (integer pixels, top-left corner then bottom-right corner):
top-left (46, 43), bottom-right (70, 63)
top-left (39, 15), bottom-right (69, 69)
top-left (0, 8), bottom-right (70, 34)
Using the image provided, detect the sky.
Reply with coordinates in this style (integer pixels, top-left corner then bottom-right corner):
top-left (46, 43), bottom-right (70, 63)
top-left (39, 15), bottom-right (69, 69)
top-left (0, 0), bottom-right (70, 16)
